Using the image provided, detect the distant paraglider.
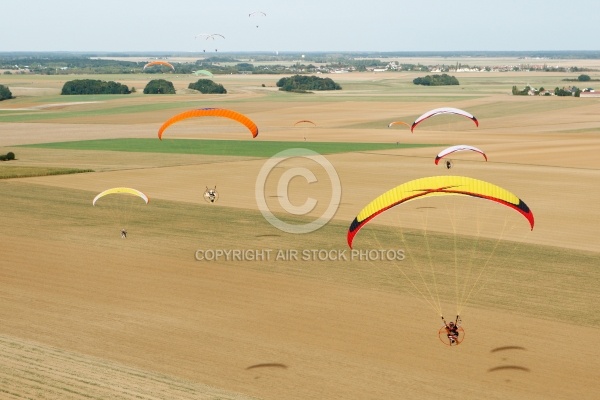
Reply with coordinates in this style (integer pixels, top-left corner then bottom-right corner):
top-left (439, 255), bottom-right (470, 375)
top-left (158, 108), bottom-right (259, 140)
top-left (143, 61), bottom-right (175, 71)
top-left (294, 120), bottom-right (316, 141)
top-left (93, 187), bottom-right (149, 206)
top-left (411, 107), bottom-right (478, 132)
top-left (249, 11), bottom-right (266, 27)
top-left (195, 33), bottom-right (225, 52)
top-left (435, 145), bottom-right (487, 165)
top-left (195, 33), bottom-right (225, 40)
top-left (193, 69), bottom-right (213, 78)
top-left (294, 120), bottom-right (316, 127)
top-left (207, 33), bottom-right (225, 40)
top-left (93, 188), bottom-right (149, 238)
top-left (387, 121), bottom-right (410, 129)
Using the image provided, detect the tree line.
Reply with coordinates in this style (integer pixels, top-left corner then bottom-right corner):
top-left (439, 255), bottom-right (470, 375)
top-left (58, 78), bottom-right (231, 95)
top-left (512, 85), bottom-right (582, 97)
top-left (5, 75), bottom-right (343, 98)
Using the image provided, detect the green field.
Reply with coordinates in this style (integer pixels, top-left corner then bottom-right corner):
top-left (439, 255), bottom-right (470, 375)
top-left (0, 165), bottom-right (94, 179)
top-left (0, 99), bottom-right (208, 122)
top-left (20, 138), bottom-right (441, 157)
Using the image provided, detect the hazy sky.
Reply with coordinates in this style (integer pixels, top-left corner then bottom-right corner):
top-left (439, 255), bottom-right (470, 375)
top-left (2, 0), bottom-right (599, 53)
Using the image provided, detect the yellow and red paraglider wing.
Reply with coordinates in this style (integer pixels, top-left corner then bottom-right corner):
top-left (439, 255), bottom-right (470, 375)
top-left (92, 187), bottom-right (149, 206)
top-left (347, 176), bottom-right (534, 248)
top-left (157, 108), bottom-right (259, 140)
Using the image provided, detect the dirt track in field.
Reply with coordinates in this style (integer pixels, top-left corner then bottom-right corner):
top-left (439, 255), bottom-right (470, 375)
top-left (1, 69), bottom-right (599, 399)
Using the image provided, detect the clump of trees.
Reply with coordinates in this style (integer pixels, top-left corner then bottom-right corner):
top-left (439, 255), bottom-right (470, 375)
top-left (512, 85), bottom-right (581, 97)
top-left (143, 79), bottom-right (176, 94)
top-left (276, 75), bottom-right (341, 92)
top-left (555, 87), bottom-right (581, 97)
top-left (0, 84), bottom-right (13, 100)
top-left (0, 151), bottom-right (15, 161)
top-left (413, 74), bottom-right (459, 86)
top-left (512, 85), bottom-right (532, 95)
top-left (61, 79), bottom-right (130, 95)
top-left (188, 79), bottom-right (227, 94)
top-left (236, 63), bottom-right (254, 72)
top-left (563, 74), bottom-right (599, 83)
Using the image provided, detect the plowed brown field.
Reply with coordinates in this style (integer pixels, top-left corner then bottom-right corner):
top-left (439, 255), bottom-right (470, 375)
top-left (1, 67), bottom-right (599, 399)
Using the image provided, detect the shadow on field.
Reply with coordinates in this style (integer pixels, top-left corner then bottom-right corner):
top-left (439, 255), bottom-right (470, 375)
top-left (488, 345), bottom-right (530, 375)
top-left (245, 363), bottom-right (288, 370)
top-left (488, 365), bottom-right (530, 373)
top-left (490, 346), bottom-right (527, 353)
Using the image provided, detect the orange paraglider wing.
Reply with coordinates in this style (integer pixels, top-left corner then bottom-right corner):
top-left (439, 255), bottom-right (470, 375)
top-left (143, 61), bottom-right (175, 70)
top-left (387, 120), bottom-right (410, 128)
top-left (157, 108), bottom-right (259, 140)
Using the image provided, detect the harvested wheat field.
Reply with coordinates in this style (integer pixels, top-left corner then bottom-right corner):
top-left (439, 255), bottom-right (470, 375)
top-left (1, 66), bottom-right (599, 399)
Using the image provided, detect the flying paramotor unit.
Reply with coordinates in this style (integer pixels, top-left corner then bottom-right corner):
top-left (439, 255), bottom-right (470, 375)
top-left (93, 188), bottom-right (149, 236)
top-left (204, 186), bottom-right (219, 203)
top-left (249, 11), bottom-right (266, 27)
top-left (347, 176), bottom-right (534, 345)
top-left (439, 324), bottom-right (465, 346)
top-left (195, 33), bottom-right (225, 52)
